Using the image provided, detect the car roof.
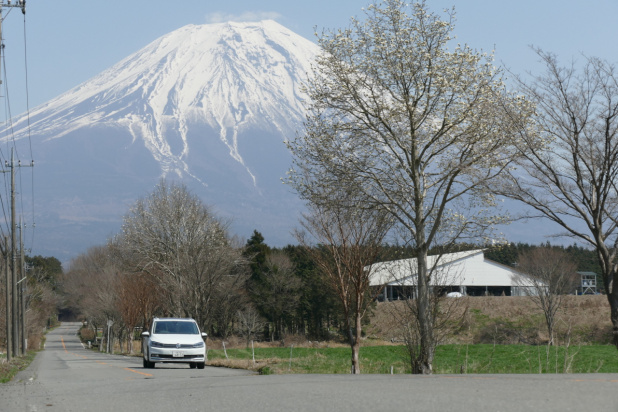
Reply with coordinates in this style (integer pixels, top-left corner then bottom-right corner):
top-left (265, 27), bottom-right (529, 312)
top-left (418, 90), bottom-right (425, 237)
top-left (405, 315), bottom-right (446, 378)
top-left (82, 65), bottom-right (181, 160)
top-left (153, 317), bottom-right (197, 322)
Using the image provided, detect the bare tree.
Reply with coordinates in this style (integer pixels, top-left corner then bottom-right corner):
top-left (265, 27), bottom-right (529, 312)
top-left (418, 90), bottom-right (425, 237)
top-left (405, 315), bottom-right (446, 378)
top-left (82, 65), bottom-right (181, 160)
top-left (236, 306), bottom-right (265, 347)
top-left (114, 180), bottom-right (248, 334)
top-left (515, 247), bottom-right (578, 345)
top-left (296, 200), bottom-right (391, 374)
top-left (503, 50), bottom-right (618, 348)
top-left (64, 245), bottom-right (122, 352)
top-left (115, 271), bottom-right (164, 353)
top-left (287, 0), bottom-right (534, 373)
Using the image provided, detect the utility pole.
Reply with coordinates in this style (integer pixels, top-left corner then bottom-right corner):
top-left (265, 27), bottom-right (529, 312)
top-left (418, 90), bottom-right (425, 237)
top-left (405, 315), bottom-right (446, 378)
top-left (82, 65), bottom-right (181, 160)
top-left (3, 150), bottom-right (33, 358)
top-left (0, 0), bottom-right (27, 359)
top-left (4, 235), bottom-right (10, 361)
top-left (10, 150), bottom-right (18, 357)
top-left (19, 220), bottom-right (26, 355)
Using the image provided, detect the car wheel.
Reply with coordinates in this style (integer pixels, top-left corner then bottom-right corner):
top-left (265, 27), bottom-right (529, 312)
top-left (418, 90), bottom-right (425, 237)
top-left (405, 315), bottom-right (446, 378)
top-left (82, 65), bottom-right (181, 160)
top-left (190, 363), bottom-right (197, 369)
top-left (143, 356), bottom-right (154, 369)
top-left (197, 362), bottom-right (205, 369)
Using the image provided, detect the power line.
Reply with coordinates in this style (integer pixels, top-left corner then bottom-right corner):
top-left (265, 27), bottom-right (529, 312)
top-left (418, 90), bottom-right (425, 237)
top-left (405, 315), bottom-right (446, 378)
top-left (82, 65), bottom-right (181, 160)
top-left (21, 10), bottom-right (34, 252)
top-left (0, 0), bottom-right (28, 361)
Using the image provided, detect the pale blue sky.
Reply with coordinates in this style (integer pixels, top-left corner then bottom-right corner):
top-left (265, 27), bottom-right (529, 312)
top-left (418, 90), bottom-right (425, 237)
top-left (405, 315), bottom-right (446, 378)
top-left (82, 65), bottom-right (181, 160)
top-left (0, 0), bottom-right (614, 254)
top-left (2, 1), bottom-right (617, 115)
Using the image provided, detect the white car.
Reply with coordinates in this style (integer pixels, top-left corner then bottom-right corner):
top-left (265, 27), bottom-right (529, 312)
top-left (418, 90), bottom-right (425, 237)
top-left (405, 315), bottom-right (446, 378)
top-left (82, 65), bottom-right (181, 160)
top-left (141, 317), bottom-right (207, 369)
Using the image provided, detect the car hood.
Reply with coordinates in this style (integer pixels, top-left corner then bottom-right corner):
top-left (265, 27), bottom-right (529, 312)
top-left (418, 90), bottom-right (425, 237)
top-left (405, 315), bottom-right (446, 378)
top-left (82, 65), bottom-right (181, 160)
top-left (150, 334), bottom-right (203, 345)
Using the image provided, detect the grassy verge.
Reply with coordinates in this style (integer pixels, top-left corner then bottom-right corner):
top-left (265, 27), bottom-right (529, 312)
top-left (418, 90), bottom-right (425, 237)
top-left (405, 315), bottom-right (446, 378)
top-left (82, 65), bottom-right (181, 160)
top-left (206, 344), bottom-right (618, 374)
top-left (0, 351), bottom-right (38, 383)
top-left (0, 330), bottom-right (50, 384)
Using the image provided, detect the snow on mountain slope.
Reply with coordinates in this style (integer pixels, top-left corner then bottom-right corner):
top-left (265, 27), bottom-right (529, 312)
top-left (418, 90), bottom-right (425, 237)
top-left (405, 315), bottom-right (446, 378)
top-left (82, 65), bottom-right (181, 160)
top-left (14, 20), bottom-right (318, 184)
top-left (2, 20), bottom-right (320, 262)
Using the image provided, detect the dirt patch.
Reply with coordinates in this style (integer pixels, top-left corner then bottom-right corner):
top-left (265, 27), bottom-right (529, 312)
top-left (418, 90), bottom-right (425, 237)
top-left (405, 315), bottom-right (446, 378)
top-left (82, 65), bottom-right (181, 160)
top-left (367, 295), bottom-right (611, 345)
top-left (203, 295), bottom-right (611, 350)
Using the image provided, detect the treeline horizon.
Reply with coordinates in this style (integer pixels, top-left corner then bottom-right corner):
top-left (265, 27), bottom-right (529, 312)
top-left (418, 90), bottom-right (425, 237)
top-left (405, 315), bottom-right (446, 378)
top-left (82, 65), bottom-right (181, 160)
top-left (12, 222), bottom-right (594, 355)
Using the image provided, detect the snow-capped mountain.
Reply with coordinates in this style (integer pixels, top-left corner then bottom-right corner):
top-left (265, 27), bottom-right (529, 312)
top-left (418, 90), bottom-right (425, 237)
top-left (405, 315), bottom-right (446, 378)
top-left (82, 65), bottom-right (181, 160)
top-left (3, 20), bottom-right (319, 263)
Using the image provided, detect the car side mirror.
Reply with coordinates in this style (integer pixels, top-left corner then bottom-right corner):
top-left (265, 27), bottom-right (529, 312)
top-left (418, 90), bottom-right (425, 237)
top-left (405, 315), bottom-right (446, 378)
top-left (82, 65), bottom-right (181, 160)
top-left (201, 332), bottom-right (207, 339)
top-left (141, 331), bottom-right (150, 338)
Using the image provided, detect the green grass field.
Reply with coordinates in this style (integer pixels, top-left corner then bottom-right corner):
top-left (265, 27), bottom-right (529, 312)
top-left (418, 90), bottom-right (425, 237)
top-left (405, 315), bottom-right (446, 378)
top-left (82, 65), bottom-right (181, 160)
top-left (206, 344), bottom-right (618, 374)
top-left (3, 343), bottom-right (617, 382)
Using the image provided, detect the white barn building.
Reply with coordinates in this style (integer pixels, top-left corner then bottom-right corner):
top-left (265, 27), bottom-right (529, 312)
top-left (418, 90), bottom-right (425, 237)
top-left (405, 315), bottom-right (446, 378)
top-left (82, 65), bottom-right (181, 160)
top-left (369, 249), bottom-right (534, 300)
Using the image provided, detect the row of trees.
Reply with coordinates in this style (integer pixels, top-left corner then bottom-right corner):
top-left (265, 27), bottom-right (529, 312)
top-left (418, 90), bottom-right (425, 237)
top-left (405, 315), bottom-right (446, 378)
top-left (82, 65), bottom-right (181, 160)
top-left (0, 254), bottom-right (63, 353)
top-left (58, 181), bottom-right (598, 372)
top-left (286, 0), bottom-right (618, 374)
top-left (62, 181), bottom-right (249, 352)
top-left (62, 212), bottom-right (354, 355)
top-left (62, 181), bottom-right (379, 355)
top-left (58, 176), bottom-right (598, 364)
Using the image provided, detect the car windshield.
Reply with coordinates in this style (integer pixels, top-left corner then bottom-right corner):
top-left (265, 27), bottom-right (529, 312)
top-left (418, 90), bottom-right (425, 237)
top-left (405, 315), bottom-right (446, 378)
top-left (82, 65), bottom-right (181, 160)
top-left (153, 321), bottom-right (199, 335)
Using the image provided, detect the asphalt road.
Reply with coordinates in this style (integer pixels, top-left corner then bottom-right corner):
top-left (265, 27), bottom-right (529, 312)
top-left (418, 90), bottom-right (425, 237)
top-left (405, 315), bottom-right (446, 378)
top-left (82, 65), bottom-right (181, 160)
top-left (1, 322), bottom-right (618, 411)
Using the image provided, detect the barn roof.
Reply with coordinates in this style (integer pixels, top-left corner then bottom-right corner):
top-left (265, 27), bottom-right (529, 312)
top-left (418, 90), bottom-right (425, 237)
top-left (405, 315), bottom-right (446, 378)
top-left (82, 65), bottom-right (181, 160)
top-left (368, 249), bottom-right (530, 287)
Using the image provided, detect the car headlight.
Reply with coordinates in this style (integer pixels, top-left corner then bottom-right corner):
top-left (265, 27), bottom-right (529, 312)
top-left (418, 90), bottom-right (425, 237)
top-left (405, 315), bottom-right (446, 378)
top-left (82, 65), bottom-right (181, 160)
top-left (150, 341), bottom-right (164, 348)
top-left (192, 341), bottom-right (205, 348)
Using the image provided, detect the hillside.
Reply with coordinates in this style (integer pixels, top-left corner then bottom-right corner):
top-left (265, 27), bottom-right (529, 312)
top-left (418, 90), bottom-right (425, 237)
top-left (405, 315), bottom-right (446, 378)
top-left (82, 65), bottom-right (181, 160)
top-left (368, 295), bottom-right (611, 346)
top-left (1, 20), bottom-right (319, 262)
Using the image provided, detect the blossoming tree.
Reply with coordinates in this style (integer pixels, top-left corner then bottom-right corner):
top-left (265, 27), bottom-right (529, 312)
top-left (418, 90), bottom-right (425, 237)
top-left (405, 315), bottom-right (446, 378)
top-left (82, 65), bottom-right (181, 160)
top-left (287, 0), bottom-right (535, 373)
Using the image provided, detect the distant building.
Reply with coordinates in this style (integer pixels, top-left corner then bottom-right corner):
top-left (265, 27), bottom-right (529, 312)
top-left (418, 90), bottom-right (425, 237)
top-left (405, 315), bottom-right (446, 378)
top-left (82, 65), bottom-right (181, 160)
top-left (578, 271), bottom-right (598, 295)
top-left (369, 249), bottom-right (536, 300)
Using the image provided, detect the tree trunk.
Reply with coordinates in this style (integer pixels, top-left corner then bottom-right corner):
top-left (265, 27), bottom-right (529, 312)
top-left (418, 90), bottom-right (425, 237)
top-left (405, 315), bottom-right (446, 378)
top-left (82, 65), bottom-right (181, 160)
top-left (545, 308), bottom-right (555, 346)
top-left (608, 287), bottom-right (618, 349)
top-left (601, 263), bottom-right (618, 350)
top-left (415, 248), bottom-right (435, 375)
top-left (547, 320), bottom-right (554, 346)
top-left (128, 330), bottom-right (134, 354)
top-left (350, 312), bottom-right (362, 374)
